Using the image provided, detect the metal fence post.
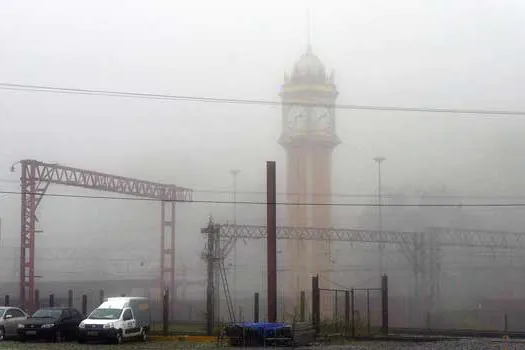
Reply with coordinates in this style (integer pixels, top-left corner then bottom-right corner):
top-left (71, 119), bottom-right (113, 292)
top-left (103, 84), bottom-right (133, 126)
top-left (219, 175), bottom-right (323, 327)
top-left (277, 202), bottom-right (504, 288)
top-left (351, 288), bottom-right (355, 338)
top-left (334, 290), bottom-right (339, 332)
top-left (504, 313), bottom-right (508, 333)
top-left (300, 291), bottom-right (306, 322)
top-left (367, 289), bottom-right (371, 335)
top-left (381, 274), bottom-right (389, 336)
top-left (254, 292), bottom-right (260, 322)
top-left (49, 294), bottom-right (54, 307)
top-left (344, 290), bottom-right (350, 336)
top-left (312, 275), bottom-right (320, 335)
top-left (82, 295), bottom-right (88, 316)
top-left (99, 289), bottom-right (104, 305)
top-left (4, 295), bottom-right (9, 307)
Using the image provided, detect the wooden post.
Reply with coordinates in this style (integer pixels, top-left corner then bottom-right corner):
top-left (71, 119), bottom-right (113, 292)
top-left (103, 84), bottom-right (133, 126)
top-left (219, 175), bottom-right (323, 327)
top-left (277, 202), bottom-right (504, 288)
top-left (82, 295), bottom-right (88, 316)
top-left (205, 220), bottom-right (216, 336)
top-left (34, 289), bottom-right (40, 310)
top-left (68, 289), bottom-right (73, 308)
top-left (300, 291), bottom-right (306, 322)
top-left (381, 275), bottom-right (389, 336)
top-left (162, 288), bottom-right (169, 336)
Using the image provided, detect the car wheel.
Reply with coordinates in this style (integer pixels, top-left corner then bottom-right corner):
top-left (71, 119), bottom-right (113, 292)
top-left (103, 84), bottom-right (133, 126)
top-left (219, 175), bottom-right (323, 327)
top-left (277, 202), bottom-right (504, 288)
top-left (141, 328), bottom-right (147, 342)
top-left (0, 326), bottom-right (5, 341)
top-left (54, 331), bottom-right (62, 343)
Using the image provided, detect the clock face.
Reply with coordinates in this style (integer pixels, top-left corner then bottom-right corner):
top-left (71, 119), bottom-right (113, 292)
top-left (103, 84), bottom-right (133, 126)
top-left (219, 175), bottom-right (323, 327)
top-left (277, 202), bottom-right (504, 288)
top-left (310, 106), bottom-right (332, 131)
top-left (286, 105), bottom-right (308, 131)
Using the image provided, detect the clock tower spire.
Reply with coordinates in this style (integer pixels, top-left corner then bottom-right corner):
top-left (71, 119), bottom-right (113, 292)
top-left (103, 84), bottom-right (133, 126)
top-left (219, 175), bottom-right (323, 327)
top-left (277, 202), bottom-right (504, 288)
top-left (306, 7), bottom-right (312, 53)
top-left (279, 46), bottom-right (340, 313)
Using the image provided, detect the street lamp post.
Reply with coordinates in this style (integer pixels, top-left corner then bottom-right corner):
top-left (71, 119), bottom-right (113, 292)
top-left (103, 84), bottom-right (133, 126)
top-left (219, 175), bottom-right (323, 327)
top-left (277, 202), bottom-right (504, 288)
top-left (373, 157), bottom-right (386, 277)
top-left (230, 169), bottom-right (240, 316)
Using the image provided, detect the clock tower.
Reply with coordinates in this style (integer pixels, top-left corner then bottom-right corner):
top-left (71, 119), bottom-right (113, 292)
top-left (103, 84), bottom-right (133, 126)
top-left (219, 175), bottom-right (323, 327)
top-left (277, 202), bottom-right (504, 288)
top-left (279, 46), bottom-right (340, 304)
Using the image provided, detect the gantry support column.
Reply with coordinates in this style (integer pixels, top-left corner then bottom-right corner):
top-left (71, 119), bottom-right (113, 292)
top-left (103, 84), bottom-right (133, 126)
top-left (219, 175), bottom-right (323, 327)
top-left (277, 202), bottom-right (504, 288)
top-left (411, 230), bottom-right (442, 328)
top-left (425, 228), bottom-right (442, 326)
top-left (20, 162), bottom-right (35, 312)
top-left (19, 160), bottom-right (49, 312)
top-left (160, 201), bottom-right (176, 320)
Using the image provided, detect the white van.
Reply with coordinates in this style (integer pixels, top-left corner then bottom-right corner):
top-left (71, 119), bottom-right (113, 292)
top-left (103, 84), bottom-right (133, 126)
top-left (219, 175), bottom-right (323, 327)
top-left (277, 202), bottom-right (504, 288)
top-left (77, 297), bottom-right (150, 344)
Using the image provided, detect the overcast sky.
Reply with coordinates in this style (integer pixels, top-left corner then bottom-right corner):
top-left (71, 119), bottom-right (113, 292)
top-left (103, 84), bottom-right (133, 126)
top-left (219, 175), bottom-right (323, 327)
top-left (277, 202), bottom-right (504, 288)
top-left (1, 0), bottom-right (525, 286)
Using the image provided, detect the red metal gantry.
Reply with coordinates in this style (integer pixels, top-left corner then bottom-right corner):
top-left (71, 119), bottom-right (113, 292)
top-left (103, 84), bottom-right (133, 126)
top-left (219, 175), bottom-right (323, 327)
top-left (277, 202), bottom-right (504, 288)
top-left (16, 159), bottom-right (193, 312)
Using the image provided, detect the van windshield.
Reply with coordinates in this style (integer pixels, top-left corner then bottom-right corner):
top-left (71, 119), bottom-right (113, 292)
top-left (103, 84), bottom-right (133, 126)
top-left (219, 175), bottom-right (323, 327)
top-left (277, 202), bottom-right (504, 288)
top-left (88, 308), bottom-right (123, 320)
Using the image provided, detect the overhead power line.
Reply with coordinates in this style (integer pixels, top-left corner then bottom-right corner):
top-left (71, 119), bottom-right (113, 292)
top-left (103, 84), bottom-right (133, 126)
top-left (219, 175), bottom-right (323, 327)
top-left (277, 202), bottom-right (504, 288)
top-left (1, 189), bottom-right (525, 207)
top-left (1, 82), bottom-right (525, 116)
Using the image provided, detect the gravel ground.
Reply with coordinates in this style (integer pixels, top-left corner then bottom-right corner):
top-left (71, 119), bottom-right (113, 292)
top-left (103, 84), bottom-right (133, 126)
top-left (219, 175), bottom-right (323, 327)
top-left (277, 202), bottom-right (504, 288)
top-left (1, 339), bottom-right (525, 349)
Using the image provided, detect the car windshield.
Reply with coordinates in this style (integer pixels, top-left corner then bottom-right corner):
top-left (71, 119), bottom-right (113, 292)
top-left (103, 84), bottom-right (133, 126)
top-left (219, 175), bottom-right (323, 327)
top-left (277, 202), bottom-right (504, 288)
top-left (32, 309), bottom-right (62, 319)
top-left (88, 308), bottom-right (122, 320)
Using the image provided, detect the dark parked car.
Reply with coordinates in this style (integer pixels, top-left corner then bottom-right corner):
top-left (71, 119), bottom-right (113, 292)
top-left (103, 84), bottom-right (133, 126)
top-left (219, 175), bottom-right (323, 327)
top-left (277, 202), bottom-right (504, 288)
top-left (17, 307), bottom-right (84, 342)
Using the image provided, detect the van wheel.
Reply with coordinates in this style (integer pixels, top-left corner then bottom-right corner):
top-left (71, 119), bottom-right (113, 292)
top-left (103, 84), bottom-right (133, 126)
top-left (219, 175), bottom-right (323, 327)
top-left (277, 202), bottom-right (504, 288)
top-left (115, 331), bottom-right (123, 344)
top-left (0, 326), bottom-right (5, 341)
top-left (141, 328), bottom-right (147, 342)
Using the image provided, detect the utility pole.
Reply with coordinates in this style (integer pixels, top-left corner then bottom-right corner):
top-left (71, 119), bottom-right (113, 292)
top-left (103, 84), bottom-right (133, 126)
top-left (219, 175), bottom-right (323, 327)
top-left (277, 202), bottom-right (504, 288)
top-left (229, 169), bottom-right (240, 318)
top-left (373, 157), bottom-right (386, 277)
top-left (267, 161), bottom-right (277, 323)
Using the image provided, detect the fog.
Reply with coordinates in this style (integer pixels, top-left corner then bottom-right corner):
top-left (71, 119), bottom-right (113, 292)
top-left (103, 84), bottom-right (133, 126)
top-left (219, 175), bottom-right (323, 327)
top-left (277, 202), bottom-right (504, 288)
top-left (1, 0), bottom-right (525, 327)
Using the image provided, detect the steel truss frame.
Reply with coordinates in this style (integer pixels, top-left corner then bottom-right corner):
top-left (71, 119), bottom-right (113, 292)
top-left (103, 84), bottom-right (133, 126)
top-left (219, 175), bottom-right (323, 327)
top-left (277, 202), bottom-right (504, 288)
top-left (212, 224), bottom-right (525, 250)
top-left (16, 159), bottom-right (192, 312)
top-left (203, 223), bottom-right (525, 326)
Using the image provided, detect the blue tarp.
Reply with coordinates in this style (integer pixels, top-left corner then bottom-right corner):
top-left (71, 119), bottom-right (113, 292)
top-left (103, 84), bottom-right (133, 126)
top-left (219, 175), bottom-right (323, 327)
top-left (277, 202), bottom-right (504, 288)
top-left (233, 322), bottom-right (290, 337)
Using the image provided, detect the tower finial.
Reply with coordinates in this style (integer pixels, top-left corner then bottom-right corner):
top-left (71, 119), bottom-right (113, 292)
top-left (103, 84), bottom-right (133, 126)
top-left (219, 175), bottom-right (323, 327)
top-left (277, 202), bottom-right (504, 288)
top-left (306, 7), bottom-right (312, 53)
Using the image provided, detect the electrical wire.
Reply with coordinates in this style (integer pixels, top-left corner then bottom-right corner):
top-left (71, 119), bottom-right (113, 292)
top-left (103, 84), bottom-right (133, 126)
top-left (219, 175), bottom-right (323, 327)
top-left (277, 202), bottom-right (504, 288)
top-left (1, 189), bottom-right (525, 207)
top-left (2, 179), bottom-right (525, 202)
top-left (2, 82), bottom-right (525, 117)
